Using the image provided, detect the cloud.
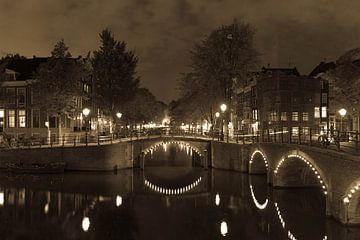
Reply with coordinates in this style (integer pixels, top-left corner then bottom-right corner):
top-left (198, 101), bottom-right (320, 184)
top-left (0, 0), bottom-right (360, 102)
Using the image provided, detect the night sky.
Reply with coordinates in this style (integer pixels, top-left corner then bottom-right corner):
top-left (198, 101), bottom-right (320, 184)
top-left (1, 0), bottom-right (359, 103)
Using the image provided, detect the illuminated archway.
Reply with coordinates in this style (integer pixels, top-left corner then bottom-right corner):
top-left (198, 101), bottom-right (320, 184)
top-left (249, 149), bottom-right (268, 174)
top-left (144, 176), bottom-right (202, 196)
top-left (342, 179), bottom-right (360, 224)
top-left (142, 141), bottom-right (203, 157)
top-left (274, 151), bottom-right (328, 195)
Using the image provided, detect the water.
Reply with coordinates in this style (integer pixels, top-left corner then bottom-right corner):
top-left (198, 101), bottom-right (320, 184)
top-left (0, 143), bottom-right (359, 240)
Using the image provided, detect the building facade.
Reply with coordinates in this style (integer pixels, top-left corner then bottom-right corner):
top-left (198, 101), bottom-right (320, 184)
top-left (0, 57), bottom-right (90, 141)
top-left (236, 67), bottom-right (328, 137)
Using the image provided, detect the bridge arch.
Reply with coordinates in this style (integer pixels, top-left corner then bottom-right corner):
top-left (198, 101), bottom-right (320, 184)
top-left (249, 149), bottom-right (269, 174)
top-left (342, 179), bottom-right (360, 225)
top-left (142, 141), bottom-right (203, 157)
top-left (273, 150), bottom-right (329, 196)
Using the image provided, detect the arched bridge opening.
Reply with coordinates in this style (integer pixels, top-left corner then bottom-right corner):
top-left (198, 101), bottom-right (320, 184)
top-left (249, 149), bottom-right (268, 175)
top-left (272, 151), bottom-right (328, 196)
top-left (137, 140), bottom-right (207, 169)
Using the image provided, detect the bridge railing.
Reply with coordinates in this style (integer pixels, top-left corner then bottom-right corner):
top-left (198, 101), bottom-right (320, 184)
top-left (232, 128), bottom-right (359, 154)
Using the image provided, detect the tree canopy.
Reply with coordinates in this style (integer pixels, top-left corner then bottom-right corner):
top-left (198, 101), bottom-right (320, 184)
top-left (174, 20), bottom-right (259, 125)
top-left (34, 39), bottom-right (87, 117)
top-left (92, 29), bottom-right (139, 119)
top-left (324, 48), bottom-right (360, 117)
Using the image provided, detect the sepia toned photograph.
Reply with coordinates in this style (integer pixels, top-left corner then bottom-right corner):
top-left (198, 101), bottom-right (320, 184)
top-left (0, 0), bottom-right (359, 239)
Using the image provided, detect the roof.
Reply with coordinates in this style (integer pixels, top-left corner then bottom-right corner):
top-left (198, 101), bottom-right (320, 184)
top-left (4, 57), bottom-right (48, 80)
top-left (260, 67), bottom-right (300, 76)
top-left (309, 61), bottom-right (336, 77)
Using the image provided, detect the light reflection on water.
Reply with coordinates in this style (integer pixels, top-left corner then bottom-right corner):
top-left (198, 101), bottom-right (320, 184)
top-left (0, 144), bottom-right (358, 239)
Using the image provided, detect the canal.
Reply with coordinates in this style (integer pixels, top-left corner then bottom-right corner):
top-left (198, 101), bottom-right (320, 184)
top-left (0, 142), bottom-right (359, 239)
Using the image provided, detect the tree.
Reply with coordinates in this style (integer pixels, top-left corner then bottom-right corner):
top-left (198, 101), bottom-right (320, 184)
top-left (34, 39), bottom-right (87, 137)
top-left (121, 88), bottom-right (166, 127)
top-left (176, 20), bottom-right (259, 131)
top-left (323, 48), bottom-right (360, 129)
top-left (92, 29), bottom-right (139, 128)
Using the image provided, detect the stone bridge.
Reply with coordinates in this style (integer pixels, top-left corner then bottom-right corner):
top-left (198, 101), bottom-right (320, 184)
top-left (245, 143), bottom-right (360, 226)
top-left (132, 137), bottom-right (360, 226)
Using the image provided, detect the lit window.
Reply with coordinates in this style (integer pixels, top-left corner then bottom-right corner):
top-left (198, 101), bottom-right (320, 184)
top-left (268, 111), bottom-right (277, 121)
top-left (18, 110), bottom-right (26, 128)
top-left (321, 106), bottom-right (327, 118)
top-left (303, 112), bottom-right (309, 121)
top-left (281, 112), bottom-right (287, 121)
top-left (8, 110), bottom-right (15, 128)
top-left (303, 127), bottom-right (309, 135)
top-left (252, 109), bottom-right (258, 120)
top-left (0, 109), bottom-right (4, 118)
top-left (314, 107), bottom-right (320, 118)
top-left (292, 127), bottom-right (299, 136)
top-left (292, 112), bottom-right (298, 121)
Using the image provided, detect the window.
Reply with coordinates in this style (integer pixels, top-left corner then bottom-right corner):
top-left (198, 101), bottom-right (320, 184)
top-left (314, 107), bottom-right (320, 118)
top-left (303, 112), bottom-right (309, 122)
top-left (17, 88), bottom-right (26, 107)
top-left (292, 112), bottom-right (298, 121)
top-left (303, 127), bottom-right (309, 135)
top-left (0, 109), bottom-right (4, 118)
top-left (269, 111), bottom-right (277, 121)
top-left (292, 127), bottom-right (299, 136)
top-left (32, 109), bottom-right (40, 128)
top-left (18, 110), bottom-right (26, 128)
top-left (282, 127), bottom-right (288, 133)
top-left (321, 106), bottom-right (327, 118)
top-left (321, 93), bottom-right (327, 104)
top-left (6, 88), bottom-right (16, 105)
top-left (252, 109), bottom-right (258, 120)
top-left (8, 110), bottom-right (15, 128)
top-left (281, 112), bottom-right (287, 121)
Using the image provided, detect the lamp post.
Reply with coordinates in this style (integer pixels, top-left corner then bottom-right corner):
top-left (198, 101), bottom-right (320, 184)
top-left (45, 121), bottom-right (50, 145)
top-left (116, 112), bottom-right (122, 138)
top-left (220, 104), bottom-right (227, 141)
top-left (338, 108), bottom-right (347, 132)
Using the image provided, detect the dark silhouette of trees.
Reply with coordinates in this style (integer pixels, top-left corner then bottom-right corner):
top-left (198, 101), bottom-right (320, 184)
top-left (34, 39), bottom-right (88, 136)
top-left (175, 20), bottom-right (259, 128)
top-left (92, 29), bottom-right (139, 122)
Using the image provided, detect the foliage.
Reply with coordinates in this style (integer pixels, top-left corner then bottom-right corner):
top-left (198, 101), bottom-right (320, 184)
top-left (34, 39), bottom-right (87, 117)
top-left (92, 29), bottom-right (139, 119)
top-left (121, 88), bottom-right (166, 125)
top-left (175, 20), bottom-right (259, 124)
top-left (324, 48), bottom-right (360, 117)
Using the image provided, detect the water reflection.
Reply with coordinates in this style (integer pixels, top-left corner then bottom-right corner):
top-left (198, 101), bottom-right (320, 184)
top-left (0, 145), bottom-right (359, 239)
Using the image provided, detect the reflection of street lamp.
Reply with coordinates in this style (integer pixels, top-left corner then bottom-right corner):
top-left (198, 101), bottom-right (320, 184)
top-left (220, 221), bottom-right (228, 236)
top-left (338, 108), bottom-right (347, 132)
top-left (82, 108), bottom-right (90, 132)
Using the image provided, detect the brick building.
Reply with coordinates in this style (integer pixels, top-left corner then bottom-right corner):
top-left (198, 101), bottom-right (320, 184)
top-left (0, 57), bottom-right (91, 141)
top-left (236, 67), bottom-right (328, 136)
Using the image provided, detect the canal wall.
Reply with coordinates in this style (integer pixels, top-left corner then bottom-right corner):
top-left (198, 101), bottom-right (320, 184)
top-left (0, 142), bottom-right (133, 171)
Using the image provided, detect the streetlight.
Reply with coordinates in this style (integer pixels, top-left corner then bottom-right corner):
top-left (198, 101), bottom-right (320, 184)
top-left (338, 108), bottom-right (347, 132)
top-left (220, 104), bottom-right (227, 141)
top-left (82, 108), bottom-right (90, 132)
top-left (116, 112), bottom-right (122, 138)
top-left (45, 121), bottom-right (50, 145)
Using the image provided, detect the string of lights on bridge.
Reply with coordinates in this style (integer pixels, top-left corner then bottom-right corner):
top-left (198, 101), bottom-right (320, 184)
top-left (274, 154), bottom-right (328, 195)
top-left (275, 202), bottom-right (328, 240)
top-left (142, 141), bottom-right (203, 157)
top-left (249, 150), bottom-right (269, 170)
top-left (343, 182), bottom-right (360, 204)
top-left (144, 176), bottom-right (202, 196)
